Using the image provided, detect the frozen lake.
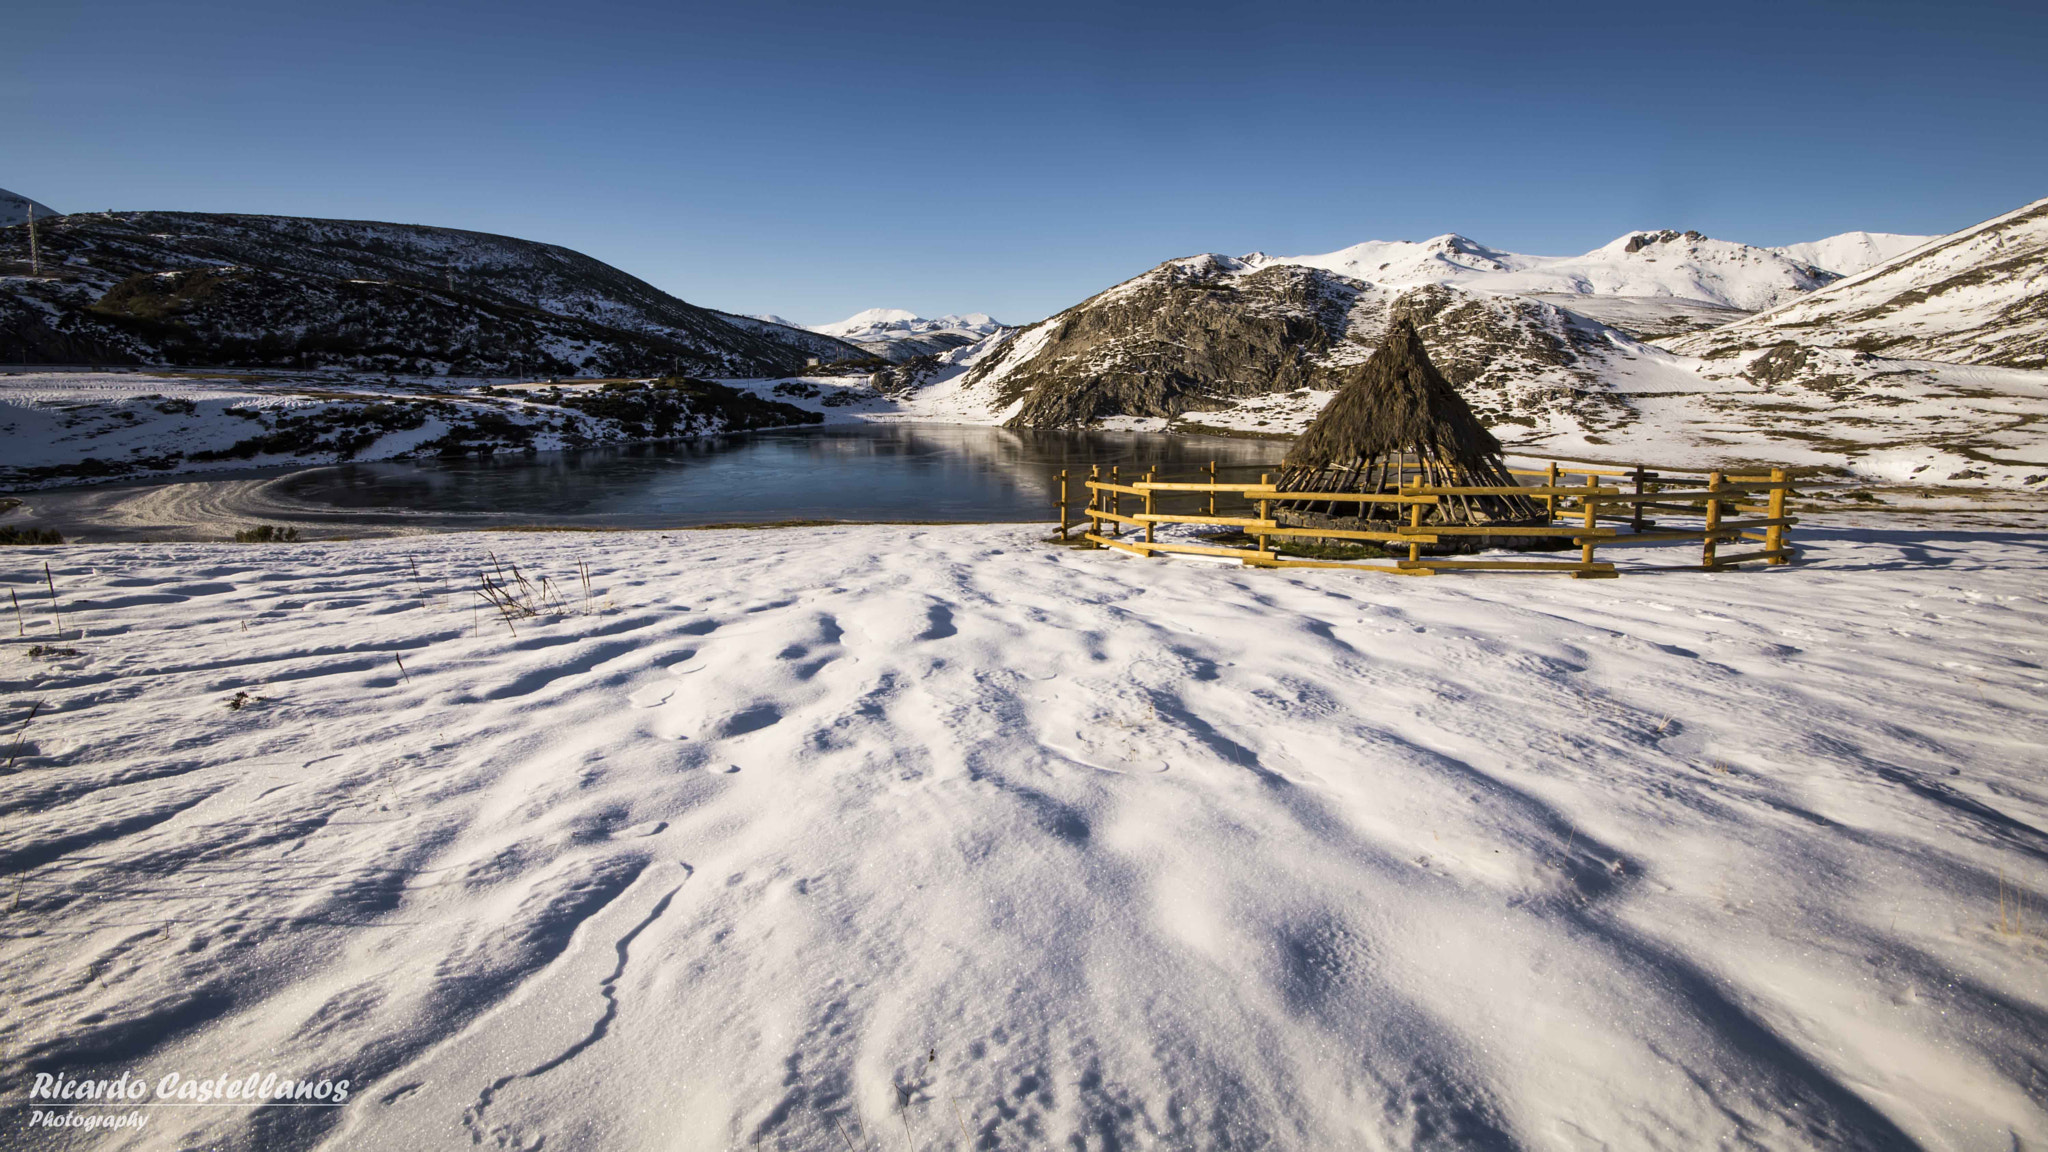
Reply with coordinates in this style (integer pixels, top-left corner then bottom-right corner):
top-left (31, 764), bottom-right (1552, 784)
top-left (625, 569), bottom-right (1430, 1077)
top-left (11, 424), bottom-right (1283, 540)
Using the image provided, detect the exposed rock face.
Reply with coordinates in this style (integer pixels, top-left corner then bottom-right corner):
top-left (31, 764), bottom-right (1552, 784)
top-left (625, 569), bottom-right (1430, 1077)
top-left (1666, 197), bottom-right (2048, 371)
top-left (968, 258), bottom-right (1352, 426)
top-left (869, 354), bottom-right (943, 395)
top-left (0, 211), bottom-right (866, 375)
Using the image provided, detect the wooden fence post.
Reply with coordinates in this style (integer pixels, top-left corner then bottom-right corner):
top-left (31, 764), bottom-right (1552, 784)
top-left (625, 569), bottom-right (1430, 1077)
top-left (1545, 461), bottom-right (1559, 522)
top-left (1702, 472), bottom-right (1724, 568)
top-left (1258, 473), bottom-right (1272, 558)
top-left (1407, 501), bottom-right (1423, 565)
top-left (1631, 466), bottom-right (1647, 533)
top-left (1110, 465), bottom-right (1120, 538)
top-left (1089, 465), bottom-right (1101, 546)
top-left (1580, 473), bottom-right (1599, 569)
top-left (1207, 460), bottom-right (1217, 517)
top-left (1058, 470), bottom-right (1069, 537)
top-left (1765, 468), bottom-right (1789, 564)
top-left (1143, 470), bottom-right (1156, 548)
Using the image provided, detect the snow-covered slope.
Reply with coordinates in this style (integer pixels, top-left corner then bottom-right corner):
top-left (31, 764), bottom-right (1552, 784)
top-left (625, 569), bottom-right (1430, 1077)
top-left (1668, 198), bottom-right (2048, 370)
top-left (1770, 231), bottom-right (1936, 277)
top-left (0, 371), bottom-right (822, 488)
top-left (1, 525), bottom-right (2044, 1149)
top-left (0, 187), bottom-right (58, 228)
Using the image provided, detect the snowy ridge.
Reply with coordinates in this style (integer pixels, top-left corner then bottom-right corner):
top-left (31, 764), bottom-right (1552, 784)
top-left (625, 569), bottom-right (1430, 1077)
top-left (1261, 229), bottom-right (1840, 312)
top-left (709, 310), bottom-right (870, 363)
top-left (1668, 197), bottom-right (2048, 370)
top-left (1769, 231), bottom-right (1936, 277)
top-left (810, 308), bottom-right (1003, 340)
top-left (0, 187), bottom-right (58, 229)
top-left (806, 308), bottom-right (1008, 363)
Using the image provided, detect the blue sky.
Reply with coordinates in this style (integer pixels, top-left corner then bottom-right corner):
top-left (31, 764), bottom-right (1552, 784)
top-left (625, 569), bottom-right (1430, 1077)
top-left (9, 0), bottom-right (2044, 325)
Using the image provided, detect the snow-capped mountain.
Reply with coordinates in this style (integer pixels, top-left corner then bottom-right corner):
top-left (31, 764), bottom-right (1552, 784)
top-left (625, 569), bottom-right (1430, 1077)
top-left (812, 308), bottom-right (1003, 340)
top-left (711, 311), bottom-right (871, 364)
top-left (1768, 232), bottom-right (1934, 277)
top-left (0, 188), bottom-right (58, 228)
top-left (958, 253), bottom-right (1664, 434)
top-left (1260, 230), bottom-right (1838, 312)
top-left (1238, 228), bottom-right (1948, 340)
top-left (808, 308), bottom-right (1007, 362)
top-left (914, 198), bottom-right (2048, 489)
top-left (1669, 198), bottom-right (2048, 370)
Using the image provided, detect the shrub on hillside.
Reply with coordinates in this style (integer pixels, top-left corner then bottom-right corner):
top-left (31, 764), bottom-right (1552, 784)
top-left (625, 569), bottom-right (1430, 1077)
top-left (234, 525), bottom-right (300, 543)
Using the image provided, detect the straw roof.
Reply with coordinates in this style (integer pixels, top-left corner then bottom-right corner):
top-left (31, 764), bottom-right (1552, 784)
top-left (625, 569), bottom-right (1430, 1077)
top-left (1283, 319), bottom-right (1502, 470)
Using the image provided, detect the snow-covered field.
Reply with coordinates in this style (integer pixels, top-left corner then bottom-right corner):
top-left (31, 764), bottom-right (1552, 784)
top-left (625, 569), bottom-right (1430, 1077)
top-left (3, 520), bottom-right (2045, 1150)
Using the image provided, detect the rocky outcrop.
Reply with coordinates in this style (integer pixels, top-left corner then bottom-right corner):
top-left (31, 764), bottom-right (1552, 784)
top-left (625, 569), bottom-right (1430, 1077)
top-left (965, 257), bottom-right (1355, 426)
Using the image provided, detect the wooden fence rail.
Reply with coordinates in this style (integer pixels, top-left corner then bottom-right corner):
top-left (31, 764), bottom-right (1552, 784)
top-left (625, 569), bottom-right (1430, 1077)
top-left (1054, 459), bottom-right (1800, 578)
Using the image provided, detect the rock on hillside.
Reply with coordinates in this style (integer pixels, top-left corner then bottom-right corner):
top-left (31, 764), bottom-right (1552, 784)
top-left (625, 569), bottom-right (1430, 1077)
top-left (0, 211), bottom-right (866, 376)
top-left (1667, 198), bottom-right (2048, 371)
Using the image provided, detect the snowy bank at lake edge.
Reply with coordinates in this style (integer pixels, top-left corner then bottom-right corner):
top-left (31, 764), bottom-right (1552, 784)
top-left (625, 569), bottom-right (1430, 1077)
top-left (1, 521), bottom-right (2045, 1150)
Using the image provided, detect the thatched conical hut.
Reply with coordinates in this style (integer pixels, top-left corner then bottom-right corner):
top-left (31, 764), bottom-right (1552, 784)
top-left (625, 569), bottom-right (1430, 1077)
top-left (1273, 319), bottom-right (1550, 550)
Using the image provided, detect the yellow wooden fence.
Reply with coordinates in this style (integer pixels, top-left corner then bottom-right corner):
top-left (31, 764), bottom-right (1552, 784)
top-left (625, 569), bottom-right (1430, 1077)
top-left (1054, 459), bottom-right (1798, 578)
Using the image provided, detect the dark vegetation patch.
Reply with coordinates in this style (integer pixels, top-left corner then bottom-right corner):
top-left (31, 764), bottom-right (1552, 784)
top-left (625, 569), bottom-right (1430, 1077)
top-left (549, 378), bottom-right (820, 439)
top-left (190, 402), bottom-right (430, 461)
top-left (0, 526), bottom-right (64, 545)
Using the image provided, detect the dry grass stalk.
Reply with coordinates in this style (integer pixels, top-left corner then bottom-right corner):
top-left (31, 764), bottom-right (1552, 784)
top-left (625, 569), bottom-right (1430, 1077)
top-left (4, 700), bottom-right (43, 768)
top-left (42, 563), bottom-right (63, 636)
top-left (9, 589), bottom-right (21, 637)
top-left (1999, 869), bottom-right (2031, 940)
